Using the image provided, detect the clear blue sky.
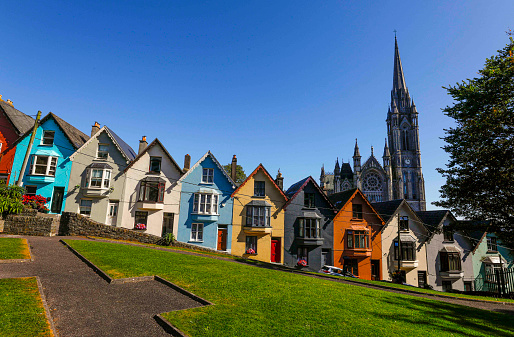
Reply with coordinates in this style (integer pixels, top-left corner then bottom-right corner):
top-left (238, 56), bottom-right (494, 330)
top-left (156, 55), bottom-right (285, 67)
top-left (1, 1), bottom-right (512, 208)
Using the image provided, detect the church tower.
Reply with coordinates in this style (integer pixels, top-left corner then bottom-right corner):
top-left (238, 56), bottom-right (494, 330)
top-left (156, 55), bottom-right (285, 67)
top-left (386, 37), bottom-right (426, 211)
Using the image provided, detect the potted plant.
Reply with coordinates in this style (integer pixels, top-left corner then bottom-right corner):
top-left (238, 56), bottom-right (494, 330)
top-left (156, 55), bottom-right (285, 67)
top-left (297, 259), bottom-right (308, 267)
top-left (134, 223), bottom-right (147, 230)
top-left (246, 248), bottom-right (256, 254)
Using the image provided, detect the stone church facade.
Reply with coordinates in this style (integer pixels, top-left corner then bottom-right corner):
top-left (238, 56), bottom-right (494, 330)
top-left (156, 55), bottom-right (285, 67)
top-left (321, 38), bottom-right (426, 211)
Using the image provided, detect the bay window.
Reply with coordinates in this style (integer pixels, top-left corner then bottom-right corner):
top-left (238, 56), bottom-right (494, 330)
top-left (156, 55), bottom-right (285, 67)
top-left (193, 193), bottom-right (219, 215)
top-left (298, 218), bottom-right (320, 238)
top-left (246, 206), bottom-right (270, 227)
top-left (440, 252), bottom-right (462, 272)
top-left (84, 164), bottom-right (112, 189)
top-left (394, 241), bottom-right (416, 261)
top-left (138, 178), bottom-right (165, 203)
top-left (30, 155), bottom-right (57, 176)
top-left (347, 230), bottom-right (369, 249)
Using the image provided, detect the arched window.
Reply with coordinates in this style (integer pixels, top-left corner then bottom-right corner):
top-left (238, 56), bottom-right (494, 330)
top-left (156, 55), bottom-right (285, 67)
top-left (362, 172), bottom-right (384, 202)
top-left (411, 172), bottom-right (417, 199)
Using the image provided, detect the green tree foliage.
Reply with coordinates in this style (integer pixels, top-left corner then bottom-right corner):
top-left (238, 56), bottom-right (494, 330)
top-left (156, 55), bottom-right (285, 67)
top-left (434, 35), bottom-right (514, 247)
top-left (0, 182), bottom-right (25, 217)
top-left (223, 164), bottom-right (247, 184)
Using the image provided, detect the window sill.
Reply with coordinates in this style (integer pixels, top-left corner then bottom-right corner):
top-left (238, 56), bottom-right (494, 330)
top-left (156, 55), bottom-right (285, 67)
top-left (189, 240), bottom-right (204, 243)
top-left (137, 202), bottom-right (164, 210)
top-left (487, 250), bottom-right (498, 253)
top-left (26, 175), bottom-right (55, 183)
top-left (252, 195), bottom-right (266, 198)
top-left (244, 252), bottom-right (257, 255)
top-left (350, 218), bottom-right (364, 221)
top-left (199, 182), bottom-right (214, 185)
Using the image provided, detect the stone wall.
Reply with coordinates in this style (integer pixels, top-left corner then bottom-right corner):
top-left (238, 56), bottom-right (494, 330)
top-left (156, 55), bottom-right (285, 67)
top-left (3, 211), bottom-right (59, 237)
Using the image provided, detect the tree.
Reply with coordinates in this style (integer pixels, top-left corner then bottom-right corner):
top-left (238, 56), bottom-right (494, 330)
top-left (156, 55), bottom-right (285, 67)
top-left (223, 164), bottom-right (247, 184)
top-left (434, 35), bottom-right (514, 248)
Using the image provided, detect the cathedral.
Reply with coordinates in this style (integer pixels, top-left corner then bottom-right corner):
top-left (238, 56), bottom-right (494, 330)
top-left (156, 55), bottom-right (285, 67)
top-left (320, 37), bottom-right (426, 211)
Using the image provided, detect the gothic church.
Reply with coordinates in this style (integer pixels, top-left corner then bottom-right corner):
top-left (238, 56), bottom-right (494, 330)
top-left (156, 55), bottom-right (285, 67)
top-left (320, 38), bottom-right (426, 211)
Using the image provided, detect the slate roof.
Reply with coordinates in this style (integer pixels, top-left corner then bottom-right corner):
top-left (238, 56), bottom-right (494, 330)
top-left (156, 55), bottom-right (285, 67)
top-left (370, 199), bottom-right (404, 223)
top-left (0, 100), bottom-right (34, 135)
top-left (105, 127), bottom-right (137, 160)
top-left (285, 177), bottom-right (309, 198)
top-left (283, 176), bottom-right (334, 210)
top-left (123, 138), bottom-right (183, 175)
top-left (328, 188), bottom-right (357, 210)
top-left (416, 210), bottom-right (449, 232)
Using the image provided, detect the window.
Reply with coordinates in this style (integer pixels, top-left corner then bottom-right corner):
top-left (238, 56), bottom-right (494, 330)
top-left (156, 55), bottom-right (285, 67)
top-left (487, 237), bottom-right (497, 252)
top-left (25, 186), bottom-right (37, 196)
top-left (245, 236), bottom-right (257, 254)
top-left (297, 247), bottom-right (309, 264)
top-left (149, 157), bottom-right (162, 173)
top-left (85, 168), bottom-right (111, 189)
top-left (42, 131), bottom-right (55, 146)
top-left (97, 144), bottom-right (108, 159)
top-left (246, 206), bottom-right (270, 227)
top-left (399, 216), bottom-right (409, 231)
top-left (411, 172), bottom-right (417, 199)
top-left (254, 181), bottom-right (265, 197)
top-left (0, 142), bottom-right (2, 152)
top-left (138, 180), bottom-right (165, 202)
top-left (193, 193), bottom-right (219, 215)
top-left (440, 252), bottom-right (462, 272)
top-left (394, 241), bottom-right (416, 261)
top-left (464, 282), bottom-right (473, 292)
top-left (347, 230), bottom-right (369, 249)
top-left (162, 213), bottom-right (174, 237)
top-left (352, 204), bottom-right (363, 219)
top-left (443, 227), bottom-right (454, 242)
top-left (442, 281), bottom-right (452, 292)
top-left (134, 211), bottom-right (148, 228)
top-left (30, 155), bottom-right (57, 176)
top-left (202, 168), bottom-right (214, 183)
top-left (79, 199), bottom-right (92, 216)
top-left (298, 218), bottom-right (320, 238)
top-left (343, 259), bottom-right (359, 276)
top-left (191, 223), bottom-right (204, 242)
top-left (304, 193), bottom-right (315, 208)
top-left (403, 171), bottom-right (408, 198)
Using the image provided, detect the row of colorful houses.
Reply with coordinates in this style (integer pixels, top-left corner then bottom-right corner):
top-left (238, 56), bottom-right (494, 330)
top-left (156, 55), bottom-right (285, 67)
top-left (0, 98), bottom-right (512, 293)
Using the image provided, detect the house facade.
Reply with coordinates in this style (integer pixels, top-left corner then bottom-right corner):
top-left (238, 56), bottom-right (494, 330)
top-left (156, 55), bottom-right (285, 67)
top-left (64, 124), bottom-right (136, 226)
top-left (283, 176), bottom-right (336, 272)
top-left (373, 200), bottom-right (429, 286)
top-left (329, 189), bottom-right (384, 280)
top-left (418, 210), bottom-right (475, 292)
top-left (231, 164), bottom-right (288, 263)
top-left (9, 113), bottom-right (88, 214)
top-left (118, 137), bottom-right (183, 237)
top-left (177, 151), bottom-right (236, 252)
top-left (0, 98), bottom-right (34, 183)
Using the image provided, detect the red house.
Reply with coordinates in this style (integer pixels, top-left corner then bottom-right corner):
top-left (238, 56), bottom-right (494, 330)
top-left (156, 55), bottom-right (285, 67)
top-left (0, 97), bottom-right (34, 183)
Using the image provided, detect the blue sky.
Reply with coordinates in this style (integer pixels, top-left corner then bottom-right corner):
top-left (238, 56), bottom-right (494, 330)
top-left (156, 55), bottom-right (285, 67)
top-left (1, 1), bottom-right (513, 208)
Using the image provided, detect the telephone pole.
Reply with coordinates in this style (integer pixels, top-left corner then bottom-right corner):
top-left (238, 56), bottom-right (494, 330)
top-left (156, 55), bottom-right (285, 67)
top-left (16, 111), bottom-right (41, 187)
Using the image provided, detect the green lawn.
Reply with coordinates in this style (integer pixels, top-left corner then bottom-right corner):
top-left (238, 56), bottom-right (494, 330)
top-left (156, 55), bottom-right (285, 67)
top-left (0, 238), bottom-right (30, 260)
top-left (0, 278), bottom-right (52, 337)
top-left (65, 240), bottom-right (513, 337)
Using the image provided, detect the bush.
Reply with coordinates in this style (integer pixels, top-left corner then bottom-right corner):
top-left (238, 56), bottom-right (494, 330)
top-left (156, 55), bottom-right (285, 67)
top-left (21, 194), bottom-right (49, 213)
top-left (0, 182), bottom-right (25, 217)
top-left (161, 233), bottom-right (175, 246)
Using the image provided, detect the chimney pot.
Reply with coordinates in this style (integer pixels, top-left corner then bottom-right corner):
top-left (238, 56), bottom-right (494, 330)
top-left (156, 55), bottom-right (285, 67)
top-left (91, 121), bottom-right (100, 137)
top-left (6, 99), bottom-right (13, 106)
top-left (231, 155), bottom-right (237, 182)
top-left (0, 95), bottom-right (3, 101)
top-left (275, 169), bottom-right (284, 191)
top-left (138, 136), bottom-right (148, 154)
top-left (183, 154), bottom-right (191, 172)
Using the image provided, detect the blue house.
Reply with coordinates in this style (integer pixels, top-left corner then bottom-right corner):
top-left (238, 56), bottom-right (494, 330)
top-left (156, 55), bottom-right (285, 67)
top-left (9, 113), bottom-right (89, 214)
top-left (177, 151), bottom-right (237, 252)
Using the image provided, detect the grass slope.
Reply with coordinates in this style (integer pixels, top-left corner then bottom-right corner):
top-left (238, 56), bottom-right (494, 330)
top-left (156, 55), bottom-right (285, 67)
top-left (0, 278), bottom-right (52, 337)
top-left (66, 240), bottom-right (513, 337)
top-left (0, 238), bottom-right (30, 259)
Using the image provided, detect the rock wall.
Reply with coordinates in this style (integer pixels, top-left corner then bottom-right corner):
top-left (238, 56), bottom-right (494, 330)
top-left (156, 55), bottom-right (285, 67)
top-left (3, 211), bottom-right (59, 237)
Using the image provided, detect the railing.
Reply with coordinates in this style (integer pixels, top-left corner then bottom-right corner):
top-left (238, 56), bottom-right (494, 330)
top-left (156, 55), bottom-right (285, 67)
top-left (474, 267), bottom-right (514, 297)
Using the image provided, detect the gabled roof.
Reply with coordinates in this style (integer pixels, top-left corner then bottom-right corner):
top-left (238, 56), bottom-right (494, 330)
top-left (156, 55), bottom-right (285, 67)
top-left (340, 162), bottom-right (353, 180)
top-left (456, 220), bottom-right (492, 253)
top-left (416, 210), bottom-right (450, 232)
top-left (361, 154), bottom-right (384, 172)
top-left (329, 188), bottom-right (385, 224)
top-left (12, 112), bottom-right (89, 150)
top-left (123, 138), bottom-right (183, 175)
top-left (231, 163), bottom-right (288, 201)
top-left (283, 176), bottom-right (334, 210)
top-left (69, 126), bottom-right (136, 163)
top-left (0, 100), bottom-right (34, 135)
top-left (370, 199), bottom-right (404, 223)
top-left (179, 151), bottom-right (237, 189)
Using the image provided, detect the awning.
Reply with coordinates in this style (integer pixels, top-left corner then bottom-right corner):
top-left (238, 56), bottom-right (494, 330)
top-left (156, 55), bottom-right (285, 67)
top-left (440, 246), bottom-right (460, 253)
top-left (301, 211), bottom-right (322, 219)
top-left (34, 149), bottom-right (61, 157)
top-left (482, 256), bottom-right (507, 265)
top-left (247, 199), bottom-right (272, 207)
top-left (88, 163), bottom-right (113, 169)
top-left (395, 234), bottom-right (417, 242)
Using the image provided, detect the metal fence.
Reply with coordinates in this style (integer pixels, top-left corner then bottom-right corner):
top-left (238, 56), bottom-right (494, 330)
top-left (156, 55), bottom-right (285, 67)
top-left (474, 267), bottom-right (514, 297)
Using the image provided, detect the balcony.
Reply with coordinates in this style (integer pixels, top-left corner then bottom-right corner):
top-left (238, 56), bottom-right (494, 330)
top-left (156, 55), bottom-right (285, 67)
top-left (243, 225), bottom-right (272, 234)
top-left (440, 270), bottom-right (464, 279)
top-left (26, 175), bottom-right (55, 184)
top-left (394, 260), bottom-right (419, 270)
top-left (295, 237), bottom-right (324, 246)
top-left (137, 202), bottom-right (164, 210)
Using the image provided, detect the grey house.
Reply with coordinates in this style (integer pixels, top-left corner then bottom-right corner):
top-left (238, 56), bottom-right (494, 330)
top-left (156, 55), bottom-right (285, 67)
top-left (417, 210), bottom-right (475, 292)
top-left (64, 124), bottom-right (137, 226)
top-left (283, 176), bottom-right (336, 272)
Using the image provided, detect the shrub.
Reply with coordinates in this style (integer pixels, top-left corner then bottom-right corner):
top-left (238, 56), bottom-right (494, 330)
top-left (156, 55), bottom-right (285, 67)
top-left (161, 232), bottom-right (176, 246)
top-left (21, 194), bottom-right (49, 213)
top-left (0, 181), bottom-right (25, 217)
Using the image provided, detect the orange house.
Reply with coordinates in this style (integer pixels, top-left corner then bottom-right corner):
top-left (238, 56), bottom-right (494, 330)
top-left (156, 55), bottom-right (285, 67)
top-left (329, 189), bottom-right (384, 280)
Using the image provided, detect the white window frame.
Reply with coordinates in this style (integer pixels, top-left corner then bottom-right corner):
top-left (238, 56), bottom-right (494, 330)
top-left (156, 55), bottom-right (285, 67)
top-left (201, 168), bottom-right (214, 183)
top-left (191, 223), bottom-right (204, 242)
top-left (31, 155), bottom-right (58, 176)
top-left (97, 143), bottom-right (109, 160)
top-left (192, 193), bottom-right (219, 215)
top-left (85, 168), bottom-right (112, 189)
top-left (79, 199), bottom-right (92, 216)
top-left (41, 130), bottom-right (55, 146)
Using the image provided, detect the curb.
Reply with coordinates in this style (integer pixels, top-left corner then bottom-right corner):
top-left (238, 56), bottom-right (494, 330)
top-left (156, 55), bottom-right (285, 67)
top-left (0, 237), bottom-right (34, 264)
top-left (36, 276), bottom-right (59, 337)
top-left (153, 314), bottom-right (188, 337)
top-left (60, 240), bottom-right (112, 283)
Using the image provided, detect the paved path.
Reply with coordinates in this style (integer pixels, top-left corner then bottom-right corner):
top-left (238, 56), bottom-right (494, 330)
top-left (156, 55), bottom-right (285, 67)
top-left (0, 236), bottom-right (203, 337)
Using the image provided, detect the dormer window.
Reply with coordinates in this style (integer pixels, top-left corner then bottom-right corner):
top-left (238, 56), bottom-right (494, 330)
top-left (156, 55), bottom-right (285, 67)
top-left (30, 155), bottom-right (57, 176)
top-left (202, 168), bottom-right (214, 183)
top-left (149, 157), bottom-right (162, 173)
top-left (84, 164), bottom-right (112, 189)
top-left (42, 131), bottom-right (55, 146)
top-left (97, 144), bottom-right (108, 160)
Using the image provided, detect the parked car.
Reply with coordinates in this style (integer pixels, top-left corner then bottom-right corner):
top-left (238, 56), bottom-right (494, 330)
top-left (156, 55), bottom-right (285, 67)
top-left (319, 265), bottom-right (358, 278)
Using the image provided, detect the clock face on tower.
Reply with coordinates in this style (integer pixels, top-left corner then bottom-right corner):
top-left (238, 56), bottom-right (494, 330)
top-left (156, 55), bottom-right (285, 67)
top-left (404, 158), bottom-right (411, 166)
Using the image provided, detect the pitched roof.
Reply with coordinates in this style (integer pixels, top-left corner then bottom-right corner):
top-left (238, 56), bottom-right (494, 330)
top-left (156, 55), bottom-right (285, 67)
top-left (371, 199), bottom-right (405, 223)
top-left (283, 176), bottom-right (334, 210)
top-left (329, 188), bottom-right (385, 224)
top-left (340, 162), bottom-right (353, 180)
top-left (231, 163), bottom-right (288, 201)
top-left (123, 138), bottom-right (183, 175)
top-left (0, 100), bottom-right (34, 135)
top-left (416, 210), bottom-right (449, 232)
top-left (179, 151), bottom-right (237, 189)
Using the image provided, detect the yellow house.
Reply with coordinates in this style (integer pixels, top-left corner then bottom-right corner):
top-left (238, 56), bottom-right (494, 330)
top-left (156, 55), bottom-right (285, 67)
top-left (231, 164), bottom-right (288, 263)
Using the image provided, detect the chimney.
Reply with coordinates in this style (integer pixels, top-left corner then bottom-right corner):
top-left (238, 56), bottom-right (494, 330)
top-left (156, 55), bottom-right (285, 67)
top-left (138, 136), bottom-right (148, 154)
top-left (6, 99), bottom-right (13, 106)
top-left (183, 154), bottom-right (191, 172)
top-left (231, 155), bottom-right (237, 182)
top-left (0, 95), bottom-right (3, 101)
top-left (275, 169), bottom-right (284, 191)
top-left (91, 121), bottom-right (100, 137)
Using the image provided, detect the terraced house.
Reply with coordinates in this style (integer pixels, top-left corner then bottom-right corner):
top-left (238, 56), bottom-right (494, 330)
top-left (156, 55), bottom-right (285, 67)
top-left (64, 123), bottom-right (137, 226)
top-left (9, 113), bottom-right (88, 214)
top-left (231, 164), bottom-right (288, 263)
top-left (177, 151), bottom-right (237, 252)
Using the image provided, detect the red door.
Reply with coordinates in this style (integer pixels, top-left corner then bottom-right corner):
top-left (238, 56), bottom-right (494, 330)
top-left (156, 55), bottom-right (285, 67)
top-left (217, 228), bottom-right (227, 251)
top-left (271, 238), bottom-right (281, 263)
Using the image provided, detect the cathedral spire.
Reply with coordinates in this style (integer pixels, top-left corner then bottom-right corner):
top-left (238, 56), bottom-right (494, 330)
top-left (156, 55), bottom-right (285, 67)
top-left (334, 158), bottom-right (340, 175)
top-left (353, 138), bottom-right (360, 157)
top-left (393, 37), bottom-right (408, 94)
top-left (383, 138), bottom-right (390, 158)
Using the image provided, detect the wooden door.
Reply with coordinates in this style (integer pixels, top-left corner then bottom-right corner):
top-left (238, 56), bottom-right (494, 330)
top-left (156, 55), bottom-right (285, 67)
top-left (50, 187), bottom-right (65, 214)
top-left (217, 228), bottom-right (227, 251)
top-left (371, 260), bottom-right (380, 280)
top-left (271, 238), bottom-right (281, 263)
